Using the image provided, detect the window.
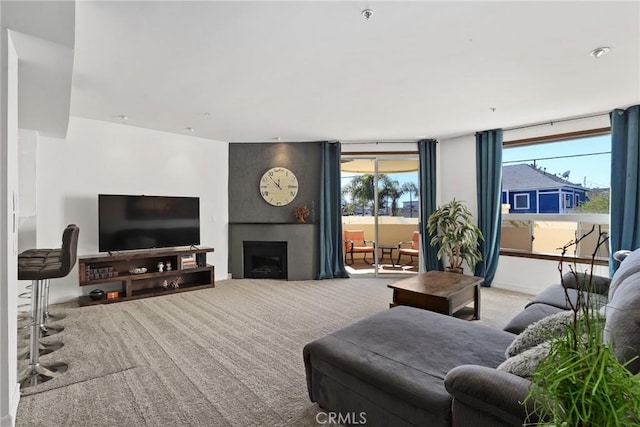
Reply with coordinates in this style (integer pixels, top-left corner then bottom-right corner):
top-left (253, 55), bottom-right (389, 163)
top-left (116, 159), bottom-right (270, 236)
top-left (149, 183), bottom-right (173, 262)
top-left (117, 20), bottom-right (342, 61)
top-left (514, 194), bottom-right (529, 209)
top-left (500, 130), bottom-right (610, 262)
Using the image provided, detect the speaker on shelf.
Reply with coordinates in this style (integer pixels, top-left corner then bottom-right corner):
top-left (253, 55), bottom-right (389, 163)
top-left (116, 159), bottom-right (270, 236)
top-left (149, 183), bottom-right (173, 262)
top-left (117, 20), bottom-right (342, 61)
top-left (196, 253), bottom-right (207, 267)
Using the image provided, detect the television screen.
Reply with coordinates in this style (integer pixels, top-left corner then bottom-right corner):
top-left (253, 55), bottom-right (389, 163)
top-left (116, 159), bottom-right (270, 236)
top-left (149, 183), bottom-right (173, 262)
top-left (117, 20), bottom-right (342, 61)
top-left (98, 194), bottom-right (200, 252)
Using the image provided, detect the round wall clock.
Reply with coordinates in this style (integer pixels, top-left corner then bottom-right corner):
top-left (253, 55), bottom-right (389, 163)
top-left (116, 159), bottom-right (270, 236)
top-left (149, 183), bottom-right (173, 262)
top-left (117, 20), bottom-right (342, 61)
top-left (259, 167), bottom-right (299, 206)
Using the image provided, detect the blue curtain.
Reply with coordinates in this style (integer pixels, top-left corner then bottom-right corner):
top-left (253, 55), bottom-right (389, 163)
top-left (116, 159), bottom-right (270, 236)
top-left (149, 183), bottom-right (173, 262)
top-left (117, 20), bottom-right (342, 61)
top-left (609, 105), bottom-right (640, 275)
top-left (474, 129), bottom-right (503, 286)
top-left (418, 139), bottom-right (442, 271)
top-left (318, 141), bottom-right (349, 279)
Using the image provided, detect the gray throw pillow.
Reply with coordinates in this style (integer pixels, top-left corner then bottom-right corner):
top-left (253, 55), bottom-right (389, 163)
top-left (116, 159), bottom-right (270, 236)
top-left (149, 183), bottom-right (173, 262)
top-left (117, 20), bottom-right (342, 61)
top-left (497, 341), bottom-right (551, 378)
top-left (505, 310), bottom-right (574, 358)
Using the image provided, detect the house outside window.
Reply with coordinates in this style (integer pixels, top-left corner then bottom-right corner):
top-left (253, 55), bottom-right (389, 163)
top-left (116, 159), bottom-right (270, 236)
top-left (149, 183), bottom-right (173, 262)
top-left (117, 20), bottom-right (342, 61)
top-left (500, 130), bottom-right (610, 262)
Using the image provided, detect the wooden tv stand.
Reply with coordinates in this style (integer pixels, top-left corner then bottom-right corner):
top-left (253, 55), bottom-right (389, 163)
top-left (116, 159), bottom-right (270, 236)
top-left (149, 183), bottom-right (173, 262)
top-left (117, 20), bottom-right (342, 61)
top-left (77, 246), bottom-right (214, 306)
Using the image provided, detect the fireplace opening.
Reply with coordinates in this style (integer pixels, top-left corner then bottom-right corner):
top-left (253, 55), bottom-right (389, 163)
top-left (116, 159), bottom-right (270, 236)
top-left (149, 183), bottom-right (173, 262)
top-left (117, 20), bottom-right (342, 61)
top-left (243, 241), bottom-right (288, 279)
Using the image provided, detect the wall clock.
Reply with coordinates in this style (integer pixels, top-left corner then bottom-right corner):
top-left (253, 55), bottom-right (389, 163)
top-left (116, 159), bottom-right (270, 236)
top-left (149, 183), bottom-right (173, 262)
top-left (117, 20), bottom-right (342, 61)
top-left (259, 167), bottom-right (299, 206)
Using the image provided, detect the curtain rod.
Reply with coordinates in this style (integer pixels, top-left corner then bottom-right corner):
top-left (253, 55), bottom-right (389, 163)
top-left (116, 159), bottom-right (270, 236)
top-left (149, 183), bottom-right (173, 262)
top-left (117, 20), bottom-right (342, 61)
top-left (503, 111), bottom-right (610, 132)
top-left (341, 140), bottom-right (420, 145)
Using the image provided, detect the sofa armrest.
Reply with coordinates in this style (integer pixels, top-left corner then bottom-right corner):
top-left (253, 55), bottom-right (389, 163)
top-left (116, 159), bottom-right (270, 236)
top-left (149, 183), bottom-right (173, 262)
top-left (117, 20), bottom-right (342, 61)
top-left (561, 272), bottom-right (611, 295)
top-left (445, 365), bottom-right (540, 425)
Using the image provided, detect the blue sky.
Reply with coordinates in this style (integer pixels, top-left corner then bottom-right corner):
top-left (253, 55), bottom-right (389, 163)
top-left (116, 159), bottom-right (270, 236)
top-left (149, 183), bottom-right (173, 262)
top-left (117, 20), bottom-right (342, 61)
top-left (503, 134), bottom-right (611, 188)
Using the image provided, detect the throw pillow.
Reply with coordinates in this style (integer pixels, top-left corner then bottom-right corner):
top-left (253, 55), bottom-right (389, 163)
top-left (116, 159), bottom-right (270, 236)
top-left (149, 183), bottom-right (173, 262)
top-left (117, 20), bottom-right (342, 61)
top-left (497, 341), bottom-right (551, 379)
top-left (505, 310), bottom-right (574, 358)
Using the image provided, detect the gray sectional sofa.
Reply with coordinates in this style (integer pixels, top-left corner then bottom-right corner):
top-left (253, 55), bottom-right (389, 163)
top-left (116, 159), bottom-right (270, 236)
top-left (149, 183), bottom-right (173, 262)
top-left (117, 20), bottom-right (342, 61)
top-left (303, 248), bottom-right (640, 427)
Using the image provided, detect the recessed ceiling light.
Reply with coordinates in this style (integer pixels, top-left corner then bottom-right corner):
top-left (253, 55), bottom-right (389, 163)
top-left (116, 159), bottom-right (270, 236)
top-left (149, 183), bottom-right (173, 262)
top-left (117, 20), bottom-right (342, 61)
top-left (203, 112), bottom-right (212, 118)
top-left (362, 9), bottom-right (373, 20)
top-left (186, 127), bottom-right (195, 132)
top-left (589, 47), bottom-right (610, 58)
top-left (274, 137), bottom-right (282, 141)
top-left (118, 115), bottom-right (129, 121)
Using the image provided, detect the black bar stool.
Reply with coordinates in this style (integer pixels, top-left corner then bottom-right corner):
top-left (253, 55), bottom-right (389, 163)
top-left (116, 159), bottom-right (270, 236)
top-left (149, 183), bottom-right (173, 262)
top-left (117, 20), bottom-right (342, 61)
top-left (17, 224), bottom-right (79, 388)
top-left (17, 250), bottom-right (64, 339)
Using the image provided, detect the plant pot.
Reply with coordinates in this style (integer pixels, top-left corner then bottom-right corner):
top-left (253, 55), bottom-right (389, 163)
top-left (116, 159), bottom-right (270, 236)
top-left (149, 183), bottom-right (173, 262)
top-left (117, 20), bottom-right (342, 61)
top-left (445, 267), bottom-right (464, 274)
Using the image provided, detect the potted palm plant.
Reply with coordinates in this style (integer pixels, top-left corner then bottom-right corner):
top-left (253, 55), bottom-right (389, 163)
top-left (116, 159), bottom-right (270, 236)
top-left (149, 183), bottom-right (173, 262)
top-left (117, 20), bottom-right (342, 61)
top-left (426, 199), bottom-right (484, 273)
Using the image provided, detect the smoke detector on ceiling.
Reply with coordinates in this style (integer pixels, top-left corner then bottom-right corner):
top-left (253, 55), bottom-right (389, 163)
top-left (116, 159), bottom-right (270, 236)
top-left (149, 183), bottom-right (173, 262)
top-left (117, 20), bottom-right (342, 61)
top-left (362, 9), bottom-right (373, 20)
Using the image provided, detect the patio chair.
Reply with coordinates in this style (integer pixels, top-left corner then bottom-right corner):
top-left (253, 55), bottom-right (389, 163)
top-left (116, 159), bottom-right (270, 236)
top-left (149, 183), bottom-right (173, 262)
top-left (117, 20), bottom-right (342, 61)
top-left (397, 230), bottom-right (420, 265)
top-left (344, 230), bottom-right (375, 265)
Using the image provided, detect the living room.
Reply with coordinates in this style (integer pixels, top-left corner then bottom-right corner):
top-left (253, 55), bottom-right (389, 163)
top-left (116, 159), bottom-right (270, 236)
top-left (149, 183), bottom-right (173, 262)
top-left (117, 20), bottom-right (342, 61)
top-left (1, 1), bottom-right (639, 426)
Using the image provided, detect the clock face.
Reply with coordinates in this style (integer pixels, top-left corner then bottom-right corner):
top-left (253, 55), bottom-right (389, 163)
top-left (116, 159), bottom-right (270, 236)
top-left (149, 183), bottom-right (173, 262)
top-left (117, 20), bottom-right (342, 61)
top-left (259, 167), bottom-right (299, 206)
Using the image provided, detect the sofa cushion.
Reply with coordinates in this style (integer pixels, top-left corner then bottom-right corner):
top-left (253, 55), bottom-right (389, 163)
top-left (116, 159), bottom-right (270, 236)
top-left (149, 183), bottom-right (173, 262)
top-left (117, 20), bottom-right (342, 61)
top-left (304, 306), bottom-right (515, 427)
top-left (609, 249), bottom-right (640, 302)
top-left (526, 284), bottom-right (607, 311)
top-left (505, 310), bottom-right (574, 358)
top-left (503, 303), bottom-right (566, 335)
top-left (603, 270), bottom-right (640, 374)
top-left (561, 271), bottom-right (611, 295)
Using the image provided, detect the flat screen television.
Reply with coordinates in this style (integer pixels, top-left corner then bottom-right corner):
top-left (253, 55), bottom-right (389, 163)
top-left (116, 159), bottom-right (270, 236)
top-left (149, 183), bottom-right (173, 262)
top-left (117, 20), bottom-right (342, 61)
top-left (98, 194), bottom-right (200, 252)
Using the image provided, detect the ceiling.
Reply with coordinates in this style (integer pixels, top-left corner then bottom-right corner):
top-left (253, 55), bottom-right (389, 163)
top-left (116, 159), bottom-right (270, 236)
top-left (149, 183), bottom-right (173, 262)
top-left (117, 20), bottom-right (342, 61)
top-left (16, 1), bottom-right (640, 142)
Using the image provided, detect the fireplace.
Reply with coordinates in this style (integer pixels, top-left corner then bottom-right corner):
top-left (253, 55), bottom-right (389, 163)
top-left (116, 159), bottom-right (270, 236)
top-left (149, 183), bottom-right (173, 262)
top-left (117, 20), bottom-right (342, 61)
top-left (243, 241), bottom-right (288, 279)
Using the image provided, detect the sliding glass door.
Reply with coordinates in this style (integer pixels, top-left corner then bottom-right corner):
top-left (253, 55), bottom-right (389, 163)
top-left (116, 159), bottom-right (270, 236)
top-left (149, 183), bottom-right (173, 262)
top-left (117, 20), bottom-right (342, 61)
top-left (341, 155), bottom-right (420, 276)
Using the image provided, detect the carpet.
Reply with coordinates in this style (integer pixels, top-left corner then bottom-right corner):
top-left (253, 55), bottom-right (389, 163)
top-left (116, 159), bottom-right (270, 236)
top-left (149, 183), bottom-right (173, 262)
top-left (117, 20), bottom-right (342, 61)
top-left (16, 277), bottom-right (531, 426)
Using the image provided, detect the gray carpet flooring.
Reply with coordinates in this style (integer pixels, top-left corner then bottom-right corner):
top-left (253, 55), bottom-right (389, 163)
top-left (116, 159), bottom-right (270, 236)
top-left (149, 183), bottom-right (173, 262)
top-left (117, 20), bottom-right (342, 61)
top-left (16, 277), bottom-right (531, 426)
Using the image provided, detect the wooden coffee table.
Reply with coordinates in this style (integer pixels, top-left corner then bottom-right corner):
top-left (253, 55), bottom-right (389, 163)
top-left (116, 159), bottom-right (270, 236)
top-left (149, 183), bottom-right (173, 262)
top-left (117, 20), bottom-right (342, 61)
top-left (388, 271), bottom-right (483, 320)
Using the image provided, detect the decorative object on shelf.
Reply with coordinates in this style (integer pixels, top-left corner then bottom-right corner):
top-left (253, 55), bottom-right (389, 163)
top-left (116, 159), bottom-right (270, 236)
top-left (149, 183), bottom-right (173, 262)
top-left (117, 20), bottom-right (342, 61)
top-left (259, 167), bottom-right (299, 206)
top-left (88, 265), bottom-right (118, 280)
top-left (157, 262), bottom-right (164, 272)
top-left (129, 267), bottom-right (147, 275)
top-left (106, 291), bottom-right (119, 300)
top-left (169, 277), bottom-right (182, 289)
top-left (293, 205), bottom-right (310, 223)
top-left (180, 254), bottom-right (197, 269)
top-left (166, 262), bottom-right (172, 271)
top-left (426, 199), bottom-right (484, 273)
top-left (162, 279), bottom-right (169, 289)
top-left (89, 289), bottom-right (105, 301)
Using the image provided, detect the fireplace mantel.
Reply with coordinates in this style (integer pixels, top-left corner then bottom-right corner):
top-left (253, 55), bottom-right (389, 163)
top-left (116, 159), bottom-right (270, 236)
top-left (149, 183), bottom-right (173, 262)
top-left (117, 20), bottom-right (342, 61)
top-left (229, 223), bottom-right (319, 280)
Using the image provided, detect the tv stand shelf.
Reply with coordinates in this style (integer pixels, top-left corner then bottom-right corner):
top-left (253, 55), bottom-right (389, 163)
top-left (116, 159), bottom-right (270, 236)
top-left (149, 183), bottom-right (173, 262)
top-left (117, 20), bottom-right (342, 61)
top-left (77, 246), bottom-right (214, 306)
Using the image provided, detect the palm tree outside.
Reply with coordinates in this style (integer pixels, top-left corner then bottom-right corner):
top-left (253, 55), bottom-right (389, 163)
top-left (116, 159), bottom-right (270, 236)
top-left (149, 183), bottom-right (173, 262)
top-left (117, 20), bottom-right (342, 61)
top-left (401, 182), bottom-right (418, 217)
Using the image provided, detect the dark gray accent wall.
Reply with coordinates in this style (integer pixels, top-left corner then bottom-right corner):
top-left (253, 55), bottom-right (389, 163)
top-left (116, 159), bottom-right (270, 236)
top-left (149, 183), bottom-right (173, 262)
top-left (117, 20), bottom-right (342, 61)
top-left (228, 142), bottom-right (322, 223)
top-left (228, 142), bottom-right (323, 279)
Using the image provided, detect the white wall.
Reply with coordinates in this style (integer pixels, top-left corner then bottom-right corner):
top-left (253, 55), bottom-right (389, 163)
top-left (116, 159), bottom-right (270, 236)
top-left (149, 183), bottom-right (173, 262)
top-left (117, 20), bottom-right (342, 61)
top-left (17, 129), bottom-right (36, 252)
top-left (0, 28), bottom-right (20, 427)
top-left (32, 116), bottom-right (229, 303)
top-left (437, 114), bottom-right (612, 295)
top-left (436, 134), bottom-right (478, 273)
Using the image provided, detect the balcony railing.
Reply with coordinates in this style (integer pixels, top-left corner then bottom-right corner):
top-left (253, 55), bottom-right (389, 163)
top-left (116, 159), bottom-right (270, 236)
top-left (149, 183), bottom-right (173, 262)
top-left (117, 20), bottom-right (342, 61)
top-left (500, 213), bottom-right (609, 264)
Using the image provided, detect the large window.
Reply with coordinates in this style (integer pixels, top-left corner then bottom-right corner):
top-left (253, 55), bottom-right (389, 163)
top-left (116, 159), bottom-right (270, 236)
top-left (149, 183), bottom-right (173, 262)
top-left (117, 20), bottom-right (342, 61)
top-left (500, 130), bottom-right (610, 262)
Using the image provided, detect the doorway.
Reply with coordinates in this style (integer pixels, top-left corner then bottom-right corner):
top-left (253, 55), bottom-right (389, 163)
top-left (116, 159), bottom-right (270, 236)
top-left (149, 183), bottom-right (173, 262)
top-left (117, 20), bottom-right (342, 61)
top-left (340, 155), bottom-right (420, 276)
